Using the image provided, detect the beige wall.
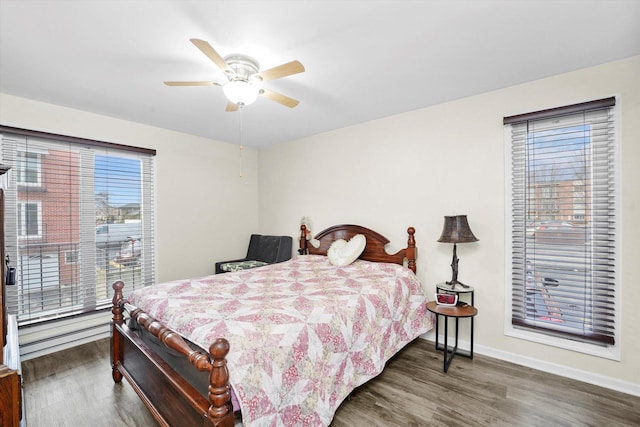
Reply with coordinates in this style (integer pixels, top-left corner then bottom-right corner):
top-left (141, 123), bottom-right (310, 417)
top-left (259, 55), bottom-right (640, 392)
top-left (0, 94), bottom-right (260, 281)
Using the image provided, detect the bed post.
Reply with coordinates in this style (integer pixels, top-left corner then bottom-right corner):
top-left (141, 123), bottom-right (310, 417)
top-left (406, 227), bottom-right (416, 273)
top-left (299, 224), bottom-right (308, 255)
top-left (207, 339), bottom-right (234, 426)
top-left (111, 280), bottom-right (125, 383)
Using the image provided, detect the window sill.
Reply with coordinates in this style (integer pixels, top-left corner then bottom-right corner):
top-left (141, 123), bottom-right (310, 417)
top-left (17, 184), bottom-right (45, 192)
top-left (504, 323), bottom-right (620, 361)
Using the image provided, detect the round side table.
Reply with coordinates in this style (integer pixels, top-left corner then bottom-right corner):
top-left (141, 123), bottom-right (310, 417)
top-left (426, 300), bottom-right (478, 372)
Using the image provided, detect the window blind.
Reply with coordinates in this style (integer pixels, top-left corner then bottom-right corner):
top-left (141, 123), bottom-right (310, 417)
top-left (0, 126), bottom-right (156, 326)
top-left (504, 97), bottom-right (617, 345)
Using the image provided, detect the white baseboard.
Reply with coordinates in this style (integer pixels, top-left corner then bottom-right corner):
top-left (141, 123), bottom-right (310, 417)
top-left (418, 333), bottom-right (640, 397)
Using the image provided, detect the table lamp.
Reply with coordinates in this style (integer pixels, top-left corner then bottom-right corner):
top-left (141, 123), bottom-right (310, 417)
top-left (437, 215), bottom-right (478, 289)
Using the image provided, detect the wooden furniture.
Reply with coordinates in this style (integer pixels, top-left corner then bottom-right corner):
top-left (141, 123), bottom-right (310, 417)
top-left (300, 224), bottom-right (417, 272)
top-left (111, 224), bottom-right (419, 427)
top-left (1, 315), bottom-right (22, 427)
top-left (1, 165), bottom-right (8, 353)
top-left (426, 300), bottom-right (478, 372)
top-left (0, 164), bottom-right (22, 427)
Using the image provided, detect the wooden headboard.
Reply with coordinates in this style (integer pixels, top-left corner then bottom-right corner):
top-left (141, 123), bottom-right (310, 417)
top-left (299, 224), bottom-right (417, 273)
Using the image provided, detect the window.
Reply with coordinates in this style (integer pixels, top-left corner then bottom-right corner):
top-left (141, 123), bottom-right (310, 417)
top-left (64, 250), bottom-right (79, 264)
top-left (17, 201), bottom-right (41, 238)
top-left (504, 97), bottom-right (618, 350)
top-left (1, 127), bottom-right (156, 326)
top-left (16, 150), bottom-right (42, 186)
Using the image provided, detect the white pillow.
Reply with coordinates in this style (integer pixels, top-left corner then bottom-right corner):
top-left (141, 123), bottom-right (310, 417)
top-left (327, 234), bottom-right (366, 267)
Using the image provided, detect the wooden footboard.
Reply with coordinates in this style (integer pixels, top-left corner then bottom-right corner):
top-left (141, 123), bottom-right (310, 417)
top-left (111, 281), bottom-right (234, 427)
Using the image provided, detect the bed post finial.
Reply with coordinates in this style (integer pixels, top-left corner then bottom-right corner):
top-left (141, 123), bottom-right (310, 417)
top-left (299, 224), bottom-right (308, 255)
top-left (208, 338), bottom-right (234, 426)
top-left (407, 227), bottom-right (417, 273)
top-left (112, 280), bottom-right (125, 325)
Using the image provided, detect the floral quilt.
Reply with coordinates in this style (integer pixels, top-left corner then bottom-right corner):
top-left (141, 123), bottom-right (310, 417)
top-left (127, 255), bottom-right (434, 426)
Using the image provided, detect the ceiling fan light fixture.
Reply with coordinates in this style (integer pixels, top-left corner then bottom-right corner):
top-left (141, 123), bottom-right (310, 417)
top-left (168, 40), bottom-right (304, 111)
top-left (223, 80), bottom-right (260, 106)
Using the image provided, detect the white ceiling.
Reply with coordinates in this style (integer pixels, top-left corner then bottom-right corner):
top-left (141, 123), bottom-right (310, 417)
top-left (1, 0), bottom-right (639, 147)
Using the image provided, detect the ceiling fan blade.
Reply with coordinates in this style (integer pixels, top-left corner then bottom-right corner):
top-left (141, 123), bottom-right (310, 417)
top-left (225, 102), bottom-right (239, 112)
top-left (260, 88), bottom-right (299, 108)
top-left (164, 81), bottom-right (222, 86)
top-left (190, 38), bottom-right (233, 74)
top-left (256, 60), bottom-right (305, 81)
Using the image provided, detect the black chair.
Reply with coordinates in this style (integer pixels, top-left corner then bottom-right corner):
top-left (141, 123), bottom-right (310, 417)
top-left (215, 234), bottom-right (293, 274)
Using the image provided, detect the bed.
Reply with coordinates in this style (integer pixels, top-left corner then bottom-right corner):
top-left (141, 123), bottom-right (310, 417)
top-left (111, 224), bottom-right (434, 426)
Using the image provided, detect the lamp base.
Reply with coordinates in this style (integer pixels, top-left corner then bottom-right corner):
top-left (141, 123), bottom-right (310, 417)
top-left (446, 244), bottom-right (469, 289)
top-left (446, 279), bottom-right (470, 289)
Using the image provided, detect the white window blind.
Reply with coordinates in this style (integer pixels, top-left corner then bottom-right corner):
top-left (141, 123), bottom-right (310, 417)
top-left (1, 127), bottom-right (156, 326)
top-left (504, 97), bottom-right (617, 346)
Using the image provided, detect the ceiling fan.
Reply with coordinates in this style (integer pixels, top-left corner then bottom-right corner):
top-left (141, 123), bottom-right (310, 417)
top-left (164, 38), bottom-right (305, 112)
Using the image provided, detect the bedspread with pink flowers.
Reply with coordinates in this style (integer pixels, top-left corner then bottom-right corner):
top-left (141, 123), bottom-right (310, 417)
top-left (127, 255), bottom-right (434, 426)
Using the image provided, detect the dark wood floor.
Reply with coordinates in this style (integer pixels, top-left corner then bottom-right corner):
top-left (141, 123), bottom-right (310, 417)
top-left (21, 338), bottom-right (640, 426)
